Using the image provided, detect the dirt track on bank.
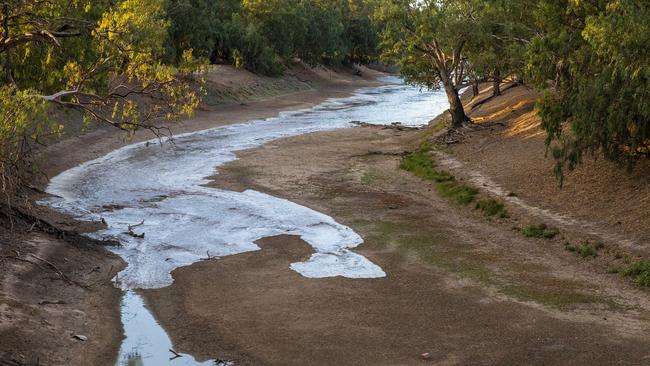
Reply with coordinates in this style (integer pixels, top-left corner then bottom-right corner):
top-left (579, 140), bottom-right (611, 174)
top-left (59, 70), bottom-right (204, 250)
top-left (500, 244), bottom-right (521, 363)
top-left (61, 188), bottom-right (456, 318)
top-left (144, 125), bottom-right (650, 365)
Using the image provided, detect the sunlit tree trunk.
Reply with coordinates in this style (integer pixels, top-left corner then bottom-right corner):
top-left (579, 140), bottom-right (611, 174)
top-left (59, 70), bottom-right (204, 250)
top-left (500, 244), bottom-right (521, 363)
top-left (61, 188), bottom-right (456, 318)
top-left (444, 82), bottom-right (470, 128)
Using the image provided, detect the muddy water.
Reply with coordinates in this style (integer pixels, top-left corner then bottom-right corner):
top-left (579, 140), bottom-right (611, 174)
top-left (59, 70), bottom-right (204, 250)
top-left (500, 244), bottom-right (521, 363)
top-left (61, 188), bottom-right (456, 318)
top-left (42, 77), bottom-right (449, 365)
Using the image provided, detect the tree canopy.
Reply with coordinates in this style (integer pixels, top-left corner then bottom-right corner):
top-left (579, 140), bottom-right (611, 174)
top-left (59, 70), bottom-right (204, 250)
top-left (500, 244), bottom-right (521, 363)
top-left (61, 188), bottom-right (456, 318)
top-left (374, 0), bottom-right (648, 176)
top-left (1, 0), bottom-right (648, 200)
top-left (0, 0), bottom-right (201, 198)
top-left (528, 0), bottom-right (650, 179)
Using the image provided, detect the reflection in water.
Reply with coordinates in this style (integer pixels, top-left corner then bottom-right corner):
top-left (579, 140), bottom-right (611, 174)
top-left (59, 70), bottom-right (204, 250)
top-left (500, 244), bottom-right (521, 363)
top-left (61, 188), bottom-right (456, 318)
top-left (117, 291), bottom-right (218, 366)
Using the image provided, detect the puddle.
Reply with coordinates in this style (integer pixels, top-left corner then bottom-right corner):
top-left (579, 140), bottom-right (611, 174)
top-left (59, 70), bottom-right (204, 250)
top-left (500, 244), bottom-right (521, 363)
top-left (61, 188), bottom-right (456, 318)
top-left (116, 291), bottom-right (227, 366)
top-left (41, 76), bottom-right (449, 365)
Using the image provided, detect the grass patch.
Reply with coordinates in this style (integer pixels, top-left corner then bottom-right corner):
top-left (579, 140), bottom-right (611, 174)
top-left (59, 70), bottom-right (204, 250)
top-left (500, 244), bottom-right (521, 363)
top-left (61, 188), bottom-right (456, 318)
top-left (475, 199), bottom-right (509, 218)
top-left (522, 223), bottom-right (559, 239)
top-left (623, 261), bottom-right (650, 287)
top-left (399, 146), bottom-right (453, 183)
top-left (564, 241), bottom-right (604, 258)
top-left (400, 146), bottom-right (478, 205)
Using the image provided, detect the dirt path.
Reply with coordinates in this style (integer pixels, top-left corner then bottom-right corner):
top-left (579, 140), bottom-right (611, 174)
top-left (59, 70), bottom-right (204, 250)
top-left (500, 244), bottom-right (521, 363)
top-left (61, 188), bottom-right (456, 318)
top-left (144, 126), bottom-right (650, 365)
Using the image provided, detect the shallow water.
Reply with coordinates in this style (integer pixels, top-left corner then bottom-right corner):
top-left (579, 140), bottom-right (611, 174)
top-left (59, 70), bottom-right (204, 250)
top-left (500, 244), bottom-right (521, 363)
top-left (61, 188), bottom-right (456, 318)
top-left (42, 76), bottom-right (449, 365)
top-left (116, 291), bottom-right (220, 366)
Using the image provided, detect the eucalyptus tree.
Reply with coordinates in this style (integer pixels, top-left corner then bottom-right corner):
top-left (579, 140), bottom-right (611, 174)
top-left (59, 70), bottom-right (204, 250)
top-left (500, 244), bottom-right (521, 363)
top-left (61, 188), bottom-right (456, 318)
top-left (375, 0), bottom-right (477, 128)
top-left (464, 0), bottom-right (537, 97)
top-left (166, 0), bottom-right (241, 62)
top-left (0, 0), bottom-right (201, 198)
top-left (527, 0), bottom-right (650, 179)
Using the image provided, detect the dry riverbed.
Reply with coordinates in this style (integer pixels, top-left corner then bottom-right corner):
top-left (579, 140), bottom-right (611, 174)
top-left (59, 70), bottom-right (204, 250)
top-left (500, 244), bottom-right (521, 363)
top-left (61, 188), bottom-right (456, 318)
top-left (144, 125), bottom-right (650, 365)
top-left (0, 65), bottom-right (384, 366)
top-left (3, 72), bottom-right (649, 365)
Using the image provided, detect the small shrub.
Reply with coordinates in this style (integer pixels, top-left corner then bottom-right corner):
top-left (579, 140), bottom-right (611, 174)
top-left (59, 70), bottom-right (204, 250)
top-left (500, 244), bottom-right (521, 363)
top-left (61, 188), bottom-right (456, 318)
top-left (564, 241), bottom-right (603, 258)
top-left (522, 224), bottom-right (559, 239)
top-left (623, 261), bottom-right (650, 287)
top-left (576, 245), bottom-right (597, 258)
top-left (506, 192), bottom-right (518, 197)
top-left (475, 199), bottom-right (509, 218)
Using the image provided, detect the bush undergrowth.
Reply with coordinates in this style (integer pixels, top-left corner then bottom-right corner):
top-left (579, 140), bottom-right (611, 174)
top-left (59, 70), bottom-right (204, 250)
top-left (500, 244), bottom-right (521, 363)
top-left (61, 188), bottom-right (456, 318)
top-left (564, 241), bottom-right (604, 258)
top-left (475, 199), bottom-right (509, 218)
top-left (521, 223), bottom-right (559, 239)
top-left (623, 261), bottom-right (650, 287)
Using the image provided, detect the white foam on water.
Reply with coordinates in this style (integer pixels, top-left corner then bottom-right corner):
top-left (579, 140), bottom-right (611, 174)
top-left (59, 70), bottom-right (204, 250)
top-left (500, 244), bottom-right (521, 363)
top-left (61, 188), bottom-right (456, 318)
top-left (42, 77), bottom-right (449, 289)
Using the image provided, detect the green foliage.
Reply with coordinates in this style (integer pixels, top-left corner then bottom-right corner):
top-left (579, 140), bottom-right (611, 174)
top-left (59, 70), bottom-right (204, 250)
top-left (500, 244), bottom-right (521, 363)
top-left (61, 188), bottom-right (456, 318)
top-left (400, 146), bottom-right (478, 205)
top-left (375, 0), bottom-right (472, 89)
top-left (527, 0), bottom-right (650, 179)
top-left (221, 15), bottom-right (284, 76)
top-left (436, 182), bottom-right (479, 205)
top-left (623, 261), bottom-right (650, 287)
top-left (374, 0), bottom-right (477, 127)
top-left (166, 0), bottom-right (240, 62)
top-left (0, 86), bottom-right (54, 196)
top-left (0, 0), bottom-right (202, 200)
top-left (464, 0), bottom-right (536, 84)
top-left (522, 224), bottom-right (559, 239)
top-left (565, 240), bottom-right (609, 259)
top-left (166, 0), bottom-right (380, 75)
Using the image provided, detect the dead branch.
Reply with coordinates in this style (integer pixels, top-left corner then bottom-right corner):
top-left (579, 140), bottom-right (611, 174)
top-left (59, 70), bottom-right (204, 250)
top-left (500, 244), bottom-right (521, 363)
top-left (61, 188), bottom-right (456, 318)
top-left (432, 128), bottom-right (467, 145)
top-left (200, 250), bottom-right (220, 261)
top-left (126, 220), bottom-right (145, 239)
top-left (27, 253), bottom-right (73, 284)
top-left (169, 349), bottom-right (182, 360)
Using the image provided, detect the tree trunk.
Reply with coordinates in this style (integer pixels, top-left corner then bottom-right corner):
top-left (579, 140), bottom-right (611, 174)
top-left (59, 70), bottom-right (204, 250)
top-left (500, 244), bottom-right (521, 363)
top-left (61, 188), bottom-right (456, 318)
top-left (492, 68), bottom-right (501, 97)
top-left (472, 78), bottom-right (480, 97)
top-left (444, 83), bottom-right (470, 129)
top-left (2, 4), bottom-right (14, 86)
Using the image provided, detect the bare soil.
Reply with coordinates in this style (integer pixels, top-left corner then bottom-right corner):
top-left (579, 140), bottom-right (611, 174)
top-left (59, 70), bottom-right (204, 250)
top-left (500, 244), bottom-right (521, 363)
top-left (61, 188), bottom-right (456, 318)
top-left (0, 218), bottom-right (124, 366)
top-left (145, 125), bottom-right (650, 365)
top-left (448, 83), bottom-right (649, 247)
